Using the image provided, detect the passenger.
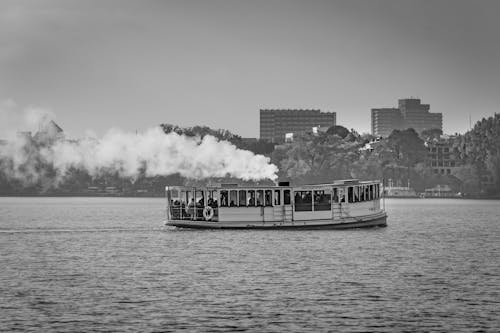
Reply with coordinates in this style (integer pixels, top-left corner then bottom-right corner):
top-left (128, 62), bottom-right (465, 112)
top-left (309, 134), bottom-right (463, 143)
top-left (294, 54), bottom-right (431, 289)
top-left (230, 200), bottom-right (236, 207)
top-left (187, 198), bottom-right (195, 217)
top-left (248, 197), bottom-right (255, 206)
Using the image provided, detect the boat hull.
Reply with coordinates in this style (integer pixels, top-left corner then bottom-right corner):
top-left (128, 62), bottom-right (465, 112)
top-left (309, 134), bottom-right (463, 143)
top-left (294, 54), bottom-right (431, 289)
top-left (166, 212), bottom-right (387, 230)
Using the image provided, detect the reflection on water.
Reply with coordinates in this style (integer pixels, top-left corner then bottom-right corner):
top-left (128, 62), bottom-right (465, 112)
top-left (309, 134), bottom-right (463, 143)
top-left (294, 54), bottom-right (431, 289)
top-left (0, 197), bottom-right (499, 332)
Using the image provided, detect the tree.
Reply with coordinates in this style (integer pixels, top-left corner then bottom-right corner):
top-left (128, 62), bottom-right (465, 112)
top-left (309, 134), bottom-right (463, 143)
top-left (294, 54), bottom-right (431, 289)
top-left (420, 128), bottom-right (443, 140)
top-left (326, 125), bottom-right (350, 139)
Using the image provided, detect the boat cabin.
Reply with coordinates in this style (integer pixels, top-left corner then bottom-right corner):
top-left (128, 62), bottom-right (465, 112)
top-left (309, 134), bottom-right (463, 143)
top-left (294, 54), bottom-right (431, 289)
top-left (166, 180), bottom-right (382, 223)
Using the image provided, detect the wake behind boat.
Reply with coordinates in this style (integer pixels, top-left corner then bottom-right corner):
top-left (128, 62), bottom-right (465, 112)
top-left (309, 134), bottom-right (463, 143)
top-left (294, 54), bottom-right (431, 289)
top-left (165, 179), bottom-right (387, 229)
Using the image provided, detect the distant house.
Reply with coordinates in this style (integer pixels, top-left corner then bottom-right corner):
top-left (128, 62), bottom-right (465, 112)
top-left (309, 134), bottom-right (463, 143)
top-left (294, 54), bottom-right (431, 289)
top-left (424, 135), bottom-right (460, 175)
top-left (424, 184), bottom-right (456, 197)
top-left (384, 186), bottom-right (418, 197)
top-left (33, 120), bottom-right (64, 144)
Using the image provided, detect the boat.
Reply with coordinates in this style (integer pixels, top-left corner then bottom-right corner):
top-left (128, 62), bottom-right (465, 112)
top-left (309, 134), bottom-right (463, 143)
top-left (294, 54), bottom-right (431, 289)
top-left (165, 179), bottom-right (387, 229)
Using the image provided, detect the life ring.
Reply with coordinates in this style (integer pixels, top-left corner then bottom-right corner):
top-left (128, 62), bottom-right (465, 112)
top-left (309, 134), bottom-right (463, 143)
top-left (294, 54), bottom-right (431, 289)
top-left (203, 206), bottom-right (214, 221)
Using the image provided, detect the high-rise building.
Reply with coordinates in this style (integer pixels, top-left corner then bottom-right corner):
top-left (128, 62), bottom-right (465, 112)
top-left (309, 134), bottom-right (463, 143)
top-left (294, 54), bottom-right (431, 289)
top-left (371, 98), bottom-right (442, 137)
top-left (260, 109), bottom-right (336, 142)
top-left (399, 99), bottom-right (442, 134)
top-left (371, 108), bottom-right (403, 138)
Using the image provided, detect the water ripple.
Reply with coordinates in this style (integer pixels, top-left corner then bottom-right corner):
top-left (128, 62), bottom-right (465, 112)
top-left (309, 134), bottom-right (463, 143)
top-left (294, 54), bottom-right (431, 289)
top-left (0, 197), bottom-right (499, 332)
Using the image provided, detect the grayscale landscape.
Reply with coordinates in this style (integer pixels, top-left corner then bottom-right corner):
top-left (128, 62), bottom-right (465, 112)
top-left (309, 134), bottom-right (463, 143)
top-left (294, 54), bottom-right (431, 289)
top-left (1, 1), bottom-right (499, 332)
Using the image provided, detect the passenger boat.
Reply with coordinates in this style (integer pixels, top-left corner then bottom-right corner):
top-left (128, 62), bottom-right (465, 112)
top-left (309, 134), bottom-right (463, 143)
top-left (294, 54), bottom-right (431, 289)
top-left (165, 179), bottom-right (387, 229)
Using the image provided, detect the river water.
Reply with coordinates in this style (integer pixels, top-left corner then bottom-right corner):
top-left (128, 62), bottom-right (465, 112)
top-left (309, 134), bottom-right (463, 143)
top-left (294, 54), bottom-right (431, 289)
top-left (0, 197), bottom-right (499, 332)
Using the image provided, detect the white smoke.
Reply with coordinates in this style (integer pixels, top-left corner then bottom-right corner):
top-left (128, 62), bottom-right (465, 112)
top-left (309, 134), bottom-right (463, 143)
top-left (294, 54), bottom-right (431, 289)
top-left (0, 102), bottom-right (278, 184)
top-left (41, 127), bottom-right (278, 181)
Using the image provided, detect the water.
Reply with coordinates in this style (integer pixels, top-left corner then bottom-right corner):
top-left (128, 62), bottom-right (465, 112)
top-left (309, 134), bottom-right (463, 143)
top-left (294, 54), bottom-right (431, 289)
top-left (0, 197), bottom-right (499, 332)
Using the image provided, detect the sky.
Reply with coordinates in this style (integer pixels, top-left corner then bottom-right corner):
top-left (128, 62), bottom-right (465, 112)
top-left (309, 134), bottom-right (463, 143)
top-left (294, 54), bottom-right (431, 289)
top-left (1, 0), bottom-right (499, 138)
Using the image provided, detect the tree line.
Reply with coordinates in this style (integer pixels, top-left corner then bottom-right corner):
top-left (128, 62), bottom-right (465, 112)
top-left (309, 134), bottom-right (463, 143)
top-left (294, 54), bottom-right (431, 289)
top-left (0, 114), bottom-right (499, 196)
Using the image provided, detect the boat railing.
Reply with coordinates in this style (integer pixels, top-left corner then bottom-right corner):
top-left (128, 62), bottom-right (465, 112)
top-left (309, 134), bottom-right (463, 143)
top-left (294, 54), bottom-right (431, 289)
top-left (169, 203), bottom-right (219, 221)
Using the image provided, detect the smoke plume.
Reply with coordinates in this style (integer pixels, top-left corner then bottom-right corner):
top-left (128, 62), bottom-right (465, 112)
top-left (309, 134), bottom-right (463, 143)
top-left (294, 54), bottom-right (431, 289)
top-left (0, 103), bottom-right (278, 186)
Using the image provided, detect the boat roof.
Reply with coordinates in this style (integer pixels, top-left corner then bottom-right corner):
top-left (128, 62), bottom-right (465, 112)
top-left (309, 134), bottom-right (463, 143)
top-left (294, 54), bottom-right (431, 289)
top-left (166, 179), bottom-right (380, 190)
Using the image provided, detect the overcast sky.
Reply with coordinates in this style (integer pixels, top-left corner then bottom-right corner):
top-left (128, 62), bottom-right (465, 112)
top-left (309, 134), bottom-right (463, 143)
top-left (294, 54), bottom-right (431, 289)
top-left (1, 0), bottom-right (499, 138)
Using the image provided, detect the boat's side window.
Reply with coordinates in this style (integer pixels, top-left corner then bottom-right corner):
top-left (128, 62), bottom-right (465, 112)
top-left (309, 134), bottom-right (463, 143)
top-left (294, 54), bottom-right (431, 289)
top-left (348, 187), bottom-right (354, 203)
top-left (274, 190), bottom-right (281, 205)
top-left (256, 190), bottom-right (264, 206)
top-left (238, 190), bottom-right (246, 206)
top-left (353, 186), bottom-right (359, 202)
top-left (360, 186), bottom-right (365, 202)
top-left (195, 190), bottom-right (205, 206)
top-left (284, 190), bottom-right (291, 205)
top-left (265, 190), bottom-right (272, 206)
top-left (208, 190), bottom-right (218, 207)
top-left (229, 190), bottom-right (237, 207)
top-left (248, 190), bottom-right (256, 206)
top-left (314, 190), bottom-right (331, 211)
top-left (295, 190), bottom-right (312, 211)
top-left (220, 190), bottom-right (228, 207)
top-left (333, 188), bottom-right (338, 202)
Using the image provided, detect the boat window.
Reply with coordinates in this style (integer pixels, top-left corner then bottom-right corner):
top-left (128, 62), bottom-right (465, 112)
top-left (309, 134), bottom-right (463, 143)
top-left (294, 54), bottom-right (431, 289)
top-left (314, 190), bottom-right (331, 211)
top-left (333, 188), bottom-right (339, 202)
top-left (256, 190), bottom-right (264, 206)
top-left (248, 190), bottom-right (256, 206)
top-left (186, 191), bottom-right (196, 218)
top-left (185, 190), bottom-right (194, 206)
top-left (220, 190), bottom-right (228, 207)
top-left (340, 188), bottom-right (346, 203)
top-left (360, 186), bottom-right (365, 201)
top-left (348, 187), bottom-right (354, 203)
top-left (265, 190), bottom-right (272, 206)
top-left (295, 190), bottom-right (312, 211)
top-left (274, 190), bottom-right (281, 205)
top-left (284, 190), bottom-right (291, 205)
top-left (366, 186), bottom-right (370, 201)
top-left (208, 190), bottom-right (218, 207)
top-left (195, 190), bottom-right (205, 206)
top-left (238, 190), bottom-right (246, 206)
top-left (353, 186), bottom-right (359, 202)
top-left (229, 190), bottom-right (237, 207)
